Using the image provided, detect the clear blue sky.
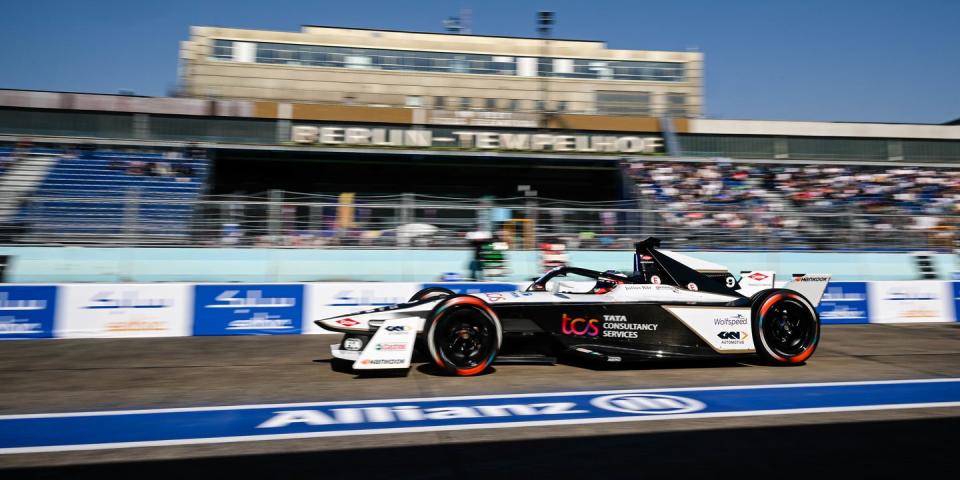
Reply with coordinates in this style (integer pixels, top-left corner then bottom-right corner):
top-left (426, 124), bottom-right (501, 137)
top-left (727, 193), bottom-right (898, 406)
top-left (1, 0), bottom-right (957, 123)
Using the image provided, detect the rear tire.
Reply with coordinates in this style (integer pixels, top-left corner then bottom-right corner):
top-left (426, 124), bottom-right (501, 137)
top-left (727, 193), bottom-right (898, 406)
top-left (751, 289), bottom-right (820, 365)
top-left (424, 296), bottom-right (501, 376)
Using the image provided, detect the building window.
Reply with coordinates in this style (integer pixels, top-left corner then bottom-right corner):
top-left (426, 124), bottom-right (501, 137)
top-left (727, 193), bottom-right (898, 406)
top-left (213, 40), bottom-right (682, 82)
top-left (460, 97), bottom-right (472, 109)
top-left (211, 40), bottom-right (233, 60)
top-left (665, 93), bottom-right (687, 117)
top-left (509, 99), bottom-right (520, 111)
top-left (435, 96), bottom-right (445, 108)
top-left (405, 96), bottom-right (423, 107)
top-left (596, 91), bottom-right (652, 115)
top-left (557, 101), bottom-right (568, 112)
top-left (485, 98), bottom-right (496, 110)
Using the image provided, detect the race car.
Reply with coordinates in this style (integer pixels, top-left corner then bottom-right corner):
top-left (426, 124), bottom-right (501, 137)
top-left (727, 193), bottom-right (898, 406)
top-left (316, 238), bottom-right (830, 376)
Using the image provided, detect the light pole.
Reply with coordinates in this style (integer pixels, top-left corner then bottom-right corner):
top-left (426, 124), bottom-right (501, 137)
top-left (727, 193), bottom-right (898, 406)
top-left (537, 11), bottom-right (554, 128)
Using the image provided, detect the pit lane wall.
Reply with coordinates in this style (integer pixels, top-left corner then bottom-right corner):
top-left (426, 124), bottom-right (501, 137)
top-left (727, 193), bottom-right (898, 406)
top-left (1, 281), bottom-right (958, 339)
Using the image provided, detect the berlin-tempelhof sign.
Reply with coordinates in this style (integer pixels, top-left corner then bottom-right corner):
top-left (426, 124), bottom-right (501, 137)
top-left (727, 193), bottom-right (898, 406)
top-left (292, 125), bottom-right (664, 154)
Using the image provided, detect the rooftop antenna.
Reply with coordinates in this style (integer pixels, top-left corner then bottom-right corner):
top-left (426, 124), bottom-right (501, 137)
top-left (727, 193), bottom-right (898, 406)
top-left (460, 7), bottom-right (472, 34)
top-left (443, 15), bottom-right (462, 33)
top-left (443, 7), bottom-right (472, 34)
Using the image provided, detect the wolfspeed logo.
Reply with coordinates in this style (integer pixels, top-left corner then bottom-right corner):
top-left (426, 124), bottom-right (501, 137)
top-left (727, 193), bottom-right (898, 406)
top-left (714, 314), bottom-right (748, 326)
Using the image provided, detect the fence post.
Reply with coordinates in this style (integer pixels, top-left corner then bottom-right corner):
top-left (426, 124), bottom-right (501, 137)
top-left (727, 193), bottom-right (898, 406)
top-left (124, 188), bottom-right (141, 241)
top-left (268, 189), bottom-right (282, 245)
top-left (398, 193), bottom-right (414, 247)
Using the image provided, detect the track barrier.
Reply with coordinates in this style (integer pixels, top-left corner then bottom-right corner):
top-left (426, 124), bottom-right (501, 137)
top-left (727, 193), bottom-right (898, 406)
top-left (0, 281), bottom-right (957, 339)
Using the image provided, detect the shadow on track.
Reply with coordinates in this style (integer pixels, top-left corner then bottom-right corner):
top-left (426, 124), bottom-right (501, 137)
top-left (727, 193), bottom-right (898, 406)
top-left (5, 416), bottom-right (957, 479)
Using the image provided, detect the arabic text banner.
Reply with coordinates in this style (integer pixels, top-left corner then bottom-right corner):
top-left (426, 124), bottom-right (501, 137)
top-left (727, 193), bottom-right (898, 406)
top-left (56, 284), bottom-right (192, 338)
top-left (0, 285), bottom-right (58, 339)
top-left (867, 281), bottom-right (955, 324)
top-left (193, 284), bottom-right (305, 335)
top-left (304, 283), bottom-right (419, 334)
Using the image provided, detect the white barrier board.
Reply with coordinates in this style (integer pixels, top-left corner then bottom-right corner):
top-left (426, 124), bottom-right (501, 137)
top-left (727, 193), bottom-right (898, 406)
top-left (867, 281), bottom-right (955, 324)
top-left (303, 283), bottom-right (419, 334)
top-left (56, 283), bottom-right (192, 337)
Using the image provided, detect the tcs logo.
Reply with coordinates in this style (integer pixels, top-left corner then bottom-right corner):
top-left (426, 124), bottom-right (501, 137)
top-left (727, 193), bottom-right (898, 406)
top-left (561, 313), bottom-right (599, 337)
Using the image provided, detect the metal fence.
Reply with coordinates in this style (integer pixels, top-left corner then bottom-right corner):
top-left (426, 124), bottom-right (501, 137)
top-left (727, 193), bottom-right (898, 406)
top-left (2, 193), bottom-right (956, 252)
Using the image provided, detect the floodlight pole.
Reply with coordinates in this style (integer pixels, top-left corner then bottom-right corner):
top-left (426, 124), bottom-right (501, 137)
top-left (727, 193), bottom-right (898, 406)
top-left (537, 11), bottom-right (554, 128)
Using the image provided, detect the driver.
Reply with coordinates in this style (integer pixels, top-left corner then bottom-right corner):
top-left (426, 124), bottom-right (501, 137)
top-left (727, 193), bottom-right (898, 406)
top-left (591, 271), bottom-right (623, 294)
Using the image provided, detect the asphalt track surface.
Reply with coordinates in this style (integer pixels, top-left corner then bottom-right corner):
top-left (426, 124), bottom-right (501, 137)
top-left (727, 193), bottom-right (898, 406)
top-left (2, 323), bottom-right (960, 478)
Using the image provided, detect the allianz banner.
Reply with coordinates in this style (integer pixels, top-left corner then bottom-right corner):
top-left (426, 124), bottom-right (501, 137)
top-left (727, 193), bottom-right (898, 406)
top-left (193, 284), bottom-right (304, 335)
top-left (0, 285), bottom-right (58, 339)
top-left (816, 282), bottom-right (869, 324)
top-left (57, 284), bottom-right (192, 338)
top-left (867, 281), bottom-right (955, 324)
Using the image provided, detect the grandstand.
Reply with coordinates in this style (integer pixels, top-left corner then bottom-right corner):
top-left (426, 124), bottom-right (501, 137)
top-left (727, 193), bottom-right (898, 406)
top-left (0, 87), bottom-right (957, 251)
top-left (1, 146), bottom-right (209, 243)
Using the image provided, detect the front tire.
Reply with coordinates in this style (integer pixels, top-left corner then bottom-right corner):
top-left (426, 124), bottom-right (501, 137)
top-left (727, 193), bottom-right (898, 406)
top-left (751, 289), bottom-right (820, 365)
top-left (424, 296), bottom-right (501, 376)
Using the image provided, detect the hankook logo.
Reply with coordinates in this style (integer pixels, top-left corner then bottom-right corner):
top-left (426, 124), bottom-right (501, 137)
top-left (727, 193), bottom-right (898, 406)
top-left (590, 394), bottom-right (705, 415)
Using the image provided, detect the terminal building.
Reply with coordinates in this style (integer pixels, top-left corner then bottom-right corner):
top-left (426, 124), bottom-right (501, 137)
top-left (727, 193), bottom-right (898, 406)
top-left (179, 25), bottom-right (704, 118)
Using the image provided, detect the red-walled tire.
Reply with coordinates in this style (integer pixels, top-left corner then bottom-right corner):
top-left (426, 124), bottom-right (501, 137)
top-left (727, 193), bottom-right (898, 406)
top-left (424, 295), bottom-right (502, 376)
top-left (751, 289), bottom-right (820, 365)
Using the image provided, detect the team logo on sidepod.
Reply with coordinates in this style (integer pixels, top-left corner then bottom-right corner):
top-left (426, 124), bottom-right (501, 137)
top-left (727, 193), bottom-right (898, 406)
top-left (748, 272), bottom-right (769, 281)
top-left (590, 394), bottom-right (705, 414)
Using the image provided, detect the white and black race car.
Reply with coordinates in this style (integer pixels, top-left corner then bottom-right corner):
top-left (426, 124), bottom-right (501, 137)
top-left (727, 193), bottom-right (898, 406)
top-left (316, 238), bottom-right (830, 376)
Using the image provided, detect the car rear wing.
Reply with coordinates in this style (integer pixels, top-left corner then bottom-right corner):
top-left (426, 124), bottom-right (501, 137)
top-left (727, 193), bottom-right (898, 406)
top-left (783, 274), bottom-right (832, 307)
top-left (633, 237), bottom-right (744, 299)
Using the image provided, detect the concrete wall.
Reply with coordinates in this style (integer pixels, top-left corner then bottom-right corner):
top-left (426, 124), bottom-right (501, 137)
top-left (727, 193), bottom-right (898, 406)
top-left (0, 247), bottom-right (952, 283)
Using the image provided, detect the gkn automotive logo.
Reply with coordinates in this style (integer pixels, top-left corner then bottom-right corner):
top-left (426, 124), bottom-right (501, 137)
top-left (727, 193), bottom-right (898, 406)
top-left (718, 331), bottom-right (750, 345)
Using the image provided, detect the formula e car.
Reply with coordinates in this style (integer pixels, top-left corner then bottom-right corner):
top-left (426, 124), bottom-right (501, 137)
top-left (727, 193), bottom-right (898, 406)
top-left (316, 238), bottom-right (830, 376)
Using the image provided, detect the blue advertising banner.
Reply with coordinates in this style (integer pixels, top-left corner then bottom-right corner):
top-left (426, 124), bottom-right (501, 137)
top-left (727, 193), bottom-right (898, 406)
top-left (954, 282), bottom-right (960, 322)
top-left (192, 284), bottom-right (304, 335)
top-left (0, 285), bottom-right (57, 339)
top-left (817, 282), bottom-right (870, 324)
top-left (419, 283), bottom-right (519, 295)
top-left (2, 378), bottom-right (959, 454)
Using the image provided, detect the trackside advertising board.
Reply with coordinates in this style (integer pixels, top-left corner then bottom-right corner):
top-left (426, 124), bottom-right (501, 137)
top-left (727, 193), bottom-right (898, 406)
top-left (867, 281), bottom-right (955, 324)
top-left (816, 282), bottom-right (870, 324)
top-left (57, 284), bottom-right (192, 338)
top-left (0, 285), bottom-right (58, 339)
top-left (193, 284), bottom-right (304, 335)
top-left (304, 283), bottom-right (419, 334)
top-left (303, 283), bottom-right (521, 334)
top-left (955, 282), bottom-right (960, 322)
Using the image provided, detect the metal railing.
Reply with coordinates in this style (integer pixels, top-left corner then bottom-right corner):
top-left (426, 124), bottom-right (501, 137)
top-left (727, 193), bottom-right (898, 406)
top-left (2, 193), bottom-right (956, 252)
